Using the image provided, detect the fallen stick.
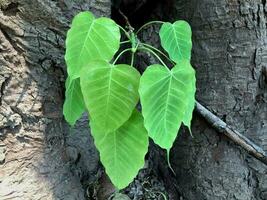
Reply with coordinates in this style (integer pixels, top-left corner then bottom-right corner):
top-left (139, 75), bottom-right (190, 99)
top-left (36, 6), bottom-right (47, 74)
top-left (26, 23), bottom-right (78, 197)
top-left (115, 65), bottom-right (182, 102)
top-left (195, 101), bottom-right (267, 166)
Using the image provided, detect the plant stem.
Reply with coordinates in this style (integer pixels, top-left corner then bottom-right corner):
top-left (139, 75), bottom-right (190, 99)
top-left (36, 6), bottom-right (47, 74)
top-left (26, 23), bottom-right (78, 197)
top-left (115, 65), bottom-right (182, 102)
top-left (131, 52), bottom-right (135, 67)
top-left (138, 47), bottom-right (169, 70)
top-left (120, 40), bottom-right (131, 44)
top-left (136, 21), bottom-right (164, 35)
top-left (141, 43), bottom-right (175, 65)
top-left (118, 9), bottom-right (134, 31)
top-left (118, 25), bottom-right (130, 39)
top-left (112, 48), bottom-right (132, 65)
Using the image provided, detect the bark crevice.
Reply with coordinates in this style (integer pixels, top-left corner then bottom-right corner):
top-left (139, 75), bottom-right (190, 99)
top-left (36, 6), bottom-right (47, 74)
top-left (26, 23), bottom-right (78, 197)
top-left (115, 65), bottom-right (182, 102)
top-left (0, 1), bottom-right (110, 199)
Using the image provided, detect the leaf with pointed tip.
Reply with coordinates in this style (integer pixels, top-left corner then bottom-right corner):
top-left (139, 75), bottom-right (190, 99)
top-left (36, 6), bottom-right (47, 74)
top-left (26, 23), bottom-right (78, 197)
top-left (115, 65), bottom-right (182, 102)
top-left (65, 11), bottom-right (120, 78)
top-left (80, 60), bottom-right (140, 133)
top-left (63, 77), bottom-right (86, 126)
top-left (90, 110), bottom-right (148, 189)
top-left (139, 61), bottom-right (195, 149)
top-left (159, 20), bottom-right (192, 63)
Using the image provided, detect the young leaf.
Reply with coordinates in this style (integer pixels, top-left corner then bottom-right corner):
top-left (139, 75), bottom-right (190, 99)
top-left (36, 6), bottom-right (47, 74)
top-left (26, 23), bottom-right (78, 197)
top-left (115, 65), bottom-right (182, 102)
top-left (182, 75), bottom-right (196, 131)
top-left (159, 20), bottom-right (192, 63)
top-left (139, 61), bottom-right (195, 149)
top-left (90, 110), bottom-right (148, 189)
top-left (65, 11), bottom-right (120, 78)
top-left (63, 77), bottom-right (86, 126)
top-left (80, 60), bottom-right (140, 133)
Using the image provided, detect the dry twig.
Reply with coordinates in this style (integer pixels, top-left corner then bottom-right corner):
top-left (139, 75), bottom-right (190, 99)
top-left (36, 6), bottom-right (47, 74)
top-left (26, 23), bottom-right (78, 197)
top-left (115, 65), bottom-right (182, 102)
top-left (196, 101), bottom-right (267, 166)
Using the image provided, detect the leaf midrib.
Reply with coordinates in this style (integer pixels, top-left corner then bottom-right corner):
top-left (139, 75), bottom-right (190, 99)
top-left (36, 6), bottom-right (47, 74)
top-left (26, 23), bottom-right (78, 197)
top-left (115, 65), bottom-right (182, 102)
top-left (164, 74), bottom-right (173, 134)
top-left (77, 20), bottom-right (95, 66)
top-left (104, 67), bottom-right (113, 129)
top-left (172, 25), bottom-right (183, 59)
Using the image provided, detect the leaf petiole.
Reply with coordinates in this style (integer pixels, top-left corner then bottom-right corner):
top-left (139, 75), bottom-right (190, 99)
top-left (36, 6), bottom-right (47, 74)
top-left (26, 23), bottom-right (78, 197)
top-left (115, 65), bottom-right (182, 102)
top-left (136, 21), bottom-right (164, 35)
top-left (138, 46), bottom-right (169, 70)
top-left (131, 52), bottom-right (135, 67)
top-left (118, 25), bottom-right (131, 39)
top-left (112, 48), bottom-right (132, 65)
top-left (140, 43), bottom-right (175, 65)
top-left (120, 40), bottom-right (131, 44)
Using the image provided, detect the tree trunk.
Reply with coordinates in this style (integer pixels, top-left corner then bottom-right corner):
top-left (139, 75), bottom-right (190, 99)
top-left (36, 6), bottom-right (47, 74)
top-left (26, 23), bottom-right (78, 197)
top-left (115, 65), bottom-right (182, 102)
top-left (1, 0), bottom-right (266, 200)
top-left (163, 0), bottom-right (267, 199)
top-left (0, 1), bottom-right (110, 199)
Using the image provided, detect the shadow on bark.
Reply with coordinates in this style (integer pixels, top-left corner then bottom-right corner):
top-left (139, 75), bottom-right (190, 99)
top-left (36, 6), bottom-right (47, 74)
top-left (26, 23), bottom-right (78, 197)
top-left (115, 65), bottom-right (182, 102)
top-left (0, 1), bottom-right (111, 199)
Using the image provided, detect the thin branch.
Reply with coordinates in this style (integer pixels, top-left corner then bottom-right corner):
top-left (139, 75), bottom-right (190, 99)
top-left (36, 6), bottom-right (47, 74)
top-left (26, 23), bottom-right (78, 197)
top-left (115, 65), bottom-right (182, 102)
top-left (195, 101), bottom-right (267, 166)
top-left (118, 9), bottom-right (134, 31)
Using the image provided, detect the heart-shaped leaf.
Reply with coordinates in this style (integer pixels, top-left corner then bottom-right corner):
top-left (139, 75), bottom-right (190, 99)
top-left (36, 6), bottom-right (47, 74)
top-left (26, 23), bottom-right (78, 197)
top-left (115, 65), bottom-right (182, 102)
top-left (90, 110), bottom-right (148, 189)
top-left (159, 21), bottom-right (192, 63)
top-left (63, 77), bottom-right (86, 126)
top-left (65, 11), bottom-right (120, 78)
top-left (139, 61), bottom-right (196, 149)
top-left (80, 60), bottom-right (140, 133)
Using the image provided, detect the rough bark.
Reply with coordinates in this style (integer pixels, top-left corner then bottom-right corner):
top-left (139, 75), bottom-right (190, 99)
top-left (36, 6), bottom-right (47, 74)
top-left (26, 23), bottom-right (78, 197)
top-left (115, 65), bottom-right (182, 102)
top-left (164, 0), bottom-right (267, 199)
top-left (195, 101), bottom-right (267, 165)
top-left (132, 0), bottom-right (267, 199)
top-left (1, 0), bottom-right (266, 199)
top-left (0, 1), bottom-right (110, 199)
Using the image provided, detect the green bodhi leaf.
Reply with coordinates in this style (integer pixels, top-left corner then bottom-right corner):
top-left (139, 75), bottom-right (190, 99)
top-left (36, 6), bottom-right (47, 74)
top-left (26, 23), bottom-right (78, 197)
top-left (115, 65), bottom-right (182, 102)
top-left (80, 60), bottom-right (140, 133)
top-left (63, 77), bottom-right (86, 126)
top-left (139, 61), bottom-right (196, 149)
top-left (90, 110), bottom-right (148, 189)
top-left (65, 11), bottom-right (120, 78)
top-left (159, 20), bottom-right (192, 63)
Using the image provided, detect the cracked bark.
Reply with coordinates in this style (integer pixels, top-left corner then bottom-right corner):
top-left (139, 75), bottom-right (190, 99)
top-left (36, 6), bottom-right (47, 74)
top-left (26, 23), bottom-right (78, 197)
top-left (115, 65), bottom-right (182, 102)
top-left (149, 0), bottom-right (267, 199)
top-left (0, 0), bottom-right (266, 200)
top-left (132, 0), bottom-right (267, 199)
top-left (195, 101), bottom-right (267, 165)
top-left (0, 1), bottom-right (110, 199)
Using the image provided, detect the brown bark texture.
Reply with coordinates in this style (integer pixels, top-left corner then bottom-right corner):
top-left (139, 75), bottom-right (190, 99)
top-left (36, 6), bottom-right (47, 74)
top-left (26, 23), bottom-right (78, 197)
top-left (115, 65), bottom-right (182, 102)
top-left (0, 1), bottom-right (111, 199)
top-left (154, 0), bottom-right (267, 199)
top-left (0, 0), bottom-right (266, 200)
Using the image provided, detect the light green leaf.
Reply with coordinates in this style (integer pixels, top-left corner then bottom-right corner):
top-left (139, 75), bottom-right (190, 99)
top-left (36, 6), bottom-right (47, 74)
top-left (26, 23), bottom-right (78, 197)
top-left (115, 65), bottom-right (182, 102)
top-left (63, 77), bottom-right (86, 126)
top-left (139, 61), bottom-right (195, 149)
top-left (182, 74), bottom-right (196, 131)
top-left (65, 11), bottom-right (120, 78)
top-left (80, 60), bottom-right (140, 133)
top-left (159, 20), bottom-right (192, 63)
top-left (90, 110), bottom-right (148, 189)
